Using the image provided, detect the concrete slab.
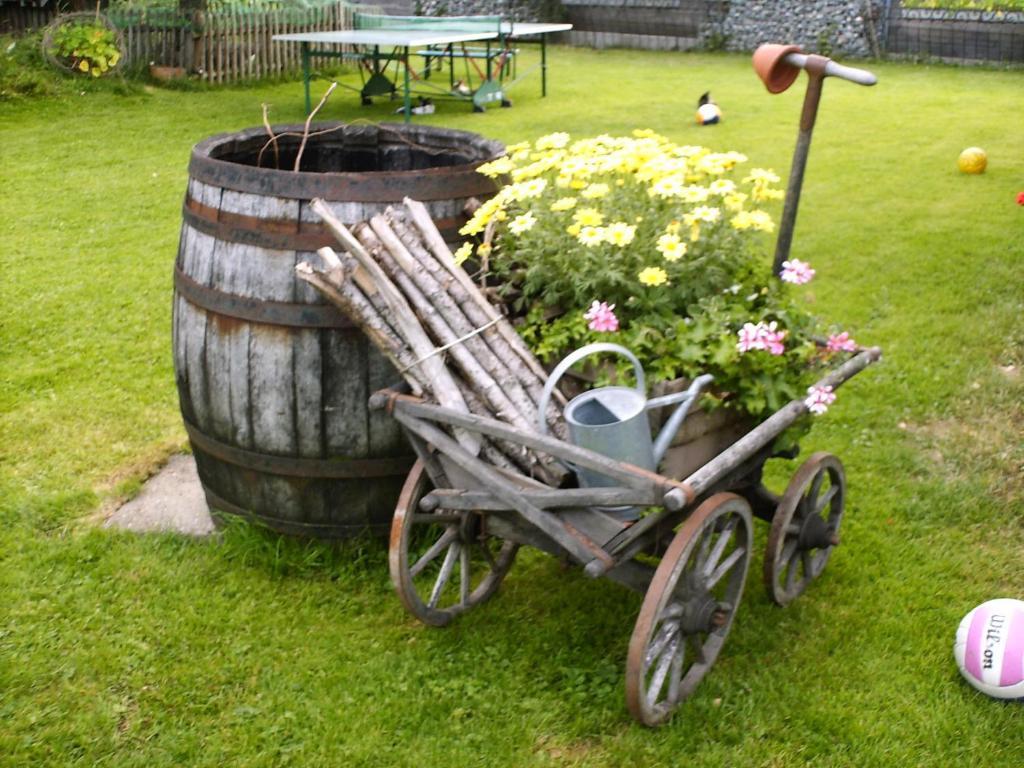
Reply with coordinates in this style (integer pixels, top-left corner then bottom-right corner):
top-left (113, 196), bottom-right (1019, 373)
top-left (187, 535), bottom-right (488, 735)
top-left (105, 453), bottom-right (215, 536)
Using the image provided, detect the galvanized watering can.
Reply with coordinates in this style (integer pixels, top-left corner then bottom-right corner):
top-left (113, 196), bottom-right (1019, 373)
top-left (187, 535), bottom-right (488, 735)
top-left (538, 343), bottom-right (713, 512)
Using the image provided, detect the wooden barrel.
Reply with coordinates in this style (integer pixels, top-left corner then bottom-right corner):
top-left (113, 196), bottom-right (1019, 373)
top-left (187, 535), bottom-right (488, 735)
top-left (173, 122), bottom-right (504, 537)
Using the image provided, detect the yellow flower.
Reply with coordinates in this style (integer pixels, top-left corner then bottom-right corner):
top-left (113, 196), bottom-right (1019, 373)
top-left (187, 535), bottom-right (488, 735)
top-left (453, 242), bottom-right (473, 266)
top-left (689, 222), bottom-right (701, 242)
top-left (577, 226), bottom-right (605, 247)
top-left (569, 179), bottom-right (587, 190)
top-left (508, 178), bottom-right (548, 200)
top-left (506, 141), bottom-right (531, 154)
top-left (566, 223), bottom-right (582, 237)
top-left (476, 242), bottom-right (493, 258)
top-left (731, 210), bottom-right (775, 233)
top-left (649, 176), bottom-right (683, 199)
top-left (581, 182), bottom-right (610, 199)
top-left (679, 185), bottom-right (710, 204)
top-left (665, 220), bottom-right (681, 234)
top-left (549, 197), bottom-right (577, 212)
top-left (687, 206), bottom-right (721, 224)
top-left (723, 191), bottom-right (748, 212)
top-left (476, 156), bottom-right (515, 178)
top-left (709, 179), bottom-right (737, 196)
top-left (573, 207), bottom-right (604, 227)
top-left (743, 168), bottom-right (780, 185)
top-left (656, 233), bottom-right (686, 261)
top-left (638, 266), bottom-right (669, 286)
top-left (508, 212), bottom-right (535, 234)
top-left (605, 222), bottom-right (636, 247)
top-left (536, 132), bottom-right (571, 150)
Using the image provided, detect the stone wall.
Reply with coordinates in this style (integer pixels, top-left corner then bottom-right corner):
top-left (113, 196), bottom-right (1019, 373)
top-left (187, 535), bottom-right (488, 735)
top-left (719, 1), bottom-right (879, 57)
top-left (413, 0), bottom-right (561, 22)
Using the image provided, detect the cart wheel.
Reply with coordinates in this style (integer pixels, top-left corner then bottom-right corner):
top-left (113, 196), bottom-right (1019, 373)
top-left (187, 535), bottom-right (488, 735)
top-left (389, 459), bottom-right (519, 627)
top-left (625, 493), bottom-right (753, 726)
top-left (764, 452), bottom-right (845, 607)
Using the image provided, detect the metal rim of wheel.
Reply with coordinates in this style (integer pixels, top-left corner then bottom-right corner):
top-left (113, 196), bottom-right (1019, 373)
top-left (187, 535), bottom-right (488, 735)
top-left (764, 452), bottom-right (846, 607)
top-left (625, 493), bottom-right (753, 727)
top-left (388, 459), bottom-right (519, 627)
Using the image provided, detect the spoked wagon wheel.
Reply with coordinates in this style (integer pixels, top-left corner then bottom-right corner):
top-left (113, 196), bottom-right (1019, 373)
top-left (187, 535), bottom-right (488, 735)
top-left (764, 452), bottom-right (845, 607)
top-left (389, 460), bottom-right (519, 627)
top-left (626, 493), bottom-right (753, 726)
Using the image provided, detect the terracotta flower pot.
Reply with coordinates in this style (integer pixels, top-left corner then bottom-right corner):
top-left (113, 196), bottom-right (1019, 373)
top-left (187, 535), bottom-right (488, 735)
top-left (149, 64), bottom-right (186, 82)
top-left (752, 44), bottom-right (804, 94)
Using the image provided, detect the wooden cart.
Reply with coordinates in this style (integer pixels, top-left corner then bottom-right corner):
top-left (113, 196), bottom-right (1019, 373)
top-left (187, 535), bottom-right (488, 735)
top-left (372, 347), bottom-right (881, 726)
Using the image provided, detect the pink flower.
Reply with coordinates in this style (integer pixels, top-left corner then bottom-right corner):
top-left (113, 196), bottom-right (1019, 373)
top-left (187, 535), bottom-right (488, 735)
top-left (1017, 191), bottom-right (1024, 206)
top-left (584, 300), bottom-right (619, 332)
top-left (805, 385), bottom-right (837, 415)
top-left (736, 321), bottom-right (787, 355)
top-left (826, 331), bottom-right (857, 353)
top-left (780, 259), bottom-right (816, 285)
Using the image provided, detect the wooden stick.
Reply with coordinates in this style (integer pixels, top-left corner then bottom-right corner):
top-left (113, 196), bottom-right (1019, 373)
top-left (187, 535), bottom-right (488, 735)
top-left (388, 205), bottom-right (566, 437)
top-left (293, 81), bottom-right (337, 172)
top-left (370, 212), bottom-right (539, 430)
top-left (364, 223), bottom-right (524, 428)
top-left (310, 200), bottom-right (479, 455)
top-left (402, 197), bottom-right (566, 408)
top-left (295, 259), bottom-right (427, 396)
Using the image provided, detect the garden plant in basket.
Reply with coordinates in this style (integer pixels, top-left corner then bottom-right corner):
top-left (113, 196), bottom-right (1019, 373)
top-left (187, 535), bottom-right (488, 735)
top-left (457, 130), bottom-right (859, 428)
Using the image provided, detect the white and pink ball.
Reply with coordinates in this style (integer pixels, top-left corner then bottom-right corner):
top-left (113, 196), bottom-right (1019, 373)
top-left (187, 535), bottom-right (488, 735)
top-left (954, 598), bottom-right (1024, 700)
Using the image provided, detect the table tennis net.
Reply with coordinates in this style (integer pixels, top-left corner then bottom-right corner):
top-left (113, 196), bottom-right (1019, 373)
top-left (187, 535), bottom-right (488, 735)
top-left (354, 13), bottom-right (504, 33)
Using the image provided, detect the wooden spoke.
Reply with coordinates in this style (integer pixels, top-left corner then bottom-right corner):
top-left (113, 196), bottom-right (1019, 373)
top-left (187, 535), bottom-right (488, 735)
top-left (389, 460), bottom-right (519, 627)
top-left (409, 526), bottom-right (458, 578)
top-left (764, 452), bottom-right (846, 607)
top-left (428, 541), bottom-right (460, 609)
top-left (626, 493), bottom-right (752, 727)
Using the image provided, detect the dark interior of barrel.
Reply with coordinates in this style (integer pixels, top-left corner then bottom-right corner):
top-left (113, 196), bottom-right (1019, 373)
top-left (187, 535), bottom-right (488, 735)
top-left (214, 127), bottom-right (488, 173)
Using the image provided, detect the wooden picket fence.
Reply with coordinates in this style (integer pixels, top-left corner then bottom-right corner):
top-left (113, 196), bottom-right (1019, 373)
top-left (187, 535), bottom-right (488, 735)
top-left (107, 2), bottom-right (368, 83)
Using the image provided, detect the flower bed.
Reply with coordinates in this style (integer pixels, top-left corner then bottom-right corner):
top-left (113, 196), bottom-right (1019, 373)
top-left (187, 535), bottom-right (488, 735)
top-left (454, 130), bottom-right (859, 427)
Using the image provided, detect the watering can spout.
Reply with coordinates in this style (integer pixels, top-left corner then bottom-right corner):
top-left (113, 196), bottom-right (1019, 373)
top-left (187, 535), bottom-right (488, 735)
top-left (650, 374), bottom-right (715, 465)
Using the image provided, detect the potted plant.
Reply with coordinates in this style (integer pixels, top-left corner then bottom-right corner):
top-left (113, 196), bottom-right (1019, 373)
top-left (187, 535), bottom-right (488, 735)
top-left (453, 130), bottom-right (861, 473)
top-left (42, 10), bottom-right (124, 78)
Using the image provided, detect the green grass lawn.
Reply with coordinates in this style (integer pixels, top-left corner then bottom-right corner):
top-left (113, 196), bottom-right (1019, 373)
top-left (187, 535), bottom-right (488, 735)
top-left (2, 46), bottom-right (1023, 765)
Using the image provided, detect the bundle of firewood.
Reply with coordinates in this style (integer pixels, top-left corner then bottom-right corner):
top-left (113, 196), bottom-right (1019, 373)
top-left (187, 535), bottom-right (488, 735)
top-left (296, 197), bottom-right (566, 484)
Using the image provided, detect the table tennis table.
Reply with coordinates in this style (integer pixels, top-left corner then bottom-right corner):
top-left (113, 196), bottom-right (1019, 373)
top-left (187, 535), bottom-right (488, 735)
top-left (273, 14), bottom-right (572, 122)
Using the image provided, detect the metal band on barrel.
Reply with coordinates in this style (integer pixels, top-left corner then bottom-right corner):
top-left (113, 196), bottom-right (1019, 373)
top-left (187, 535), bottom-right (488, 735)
top-left (173, 264), bottom-right (354, 329)
top-left (184, 419), bottom-right (415, 479)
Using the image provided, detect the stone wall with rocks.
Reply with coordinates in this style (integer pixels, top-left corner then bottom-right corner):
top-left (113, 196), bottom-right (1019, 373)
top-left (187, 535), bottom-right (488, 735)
top-left (413, 0), bottom-right (561, 22)
top-left (718, 1), bottom-right (879, 57)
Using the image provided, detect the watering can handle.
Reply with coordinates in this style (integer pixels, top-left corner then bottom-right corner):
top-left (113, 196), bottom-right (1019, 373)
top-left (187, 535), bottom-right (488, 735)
top-left (536, 343), bottom-right (645, 436)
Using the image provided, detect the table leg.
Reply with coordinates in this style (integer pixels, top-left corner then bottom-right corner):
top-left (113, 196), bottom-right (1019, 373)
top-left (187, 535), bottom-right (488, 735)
top-left (403, 46), bottom-right (411, 123)
top-left (302, 42), bottom-right (311, 114)
top-left (541, 35), bottom-right (548, 97)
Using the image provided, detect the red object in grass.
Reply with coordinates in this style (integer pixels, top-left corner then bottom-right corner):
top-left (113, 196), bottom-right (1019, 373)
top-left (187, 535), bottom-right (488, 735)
top-left (1017, 191), bottom-right (1024, 205)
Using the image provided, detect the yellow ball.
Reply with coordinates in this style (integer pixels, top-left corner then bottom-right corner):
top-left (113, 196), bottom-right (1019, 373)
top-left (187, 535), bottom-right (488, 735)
top-left (958, 147), bottom-right (987, 174)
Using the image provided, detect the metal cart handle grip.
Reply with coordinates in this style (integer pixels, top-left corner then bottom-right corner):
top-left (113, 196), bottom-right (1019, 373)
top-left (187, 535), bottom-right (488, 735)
top-left (784, 52), bottom-right (877, 86)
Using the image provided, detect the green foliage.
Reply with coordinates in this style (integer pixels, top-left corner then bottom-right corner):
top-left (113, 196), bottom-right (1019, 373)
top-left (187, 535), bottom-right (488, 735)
top-left (463, 133), bottom-right (847, 422)
top-left (902, 0), bottom-right (1024, 9)
top-left (0, 32), bottom-right (59, 99)
top-left (49, 20), bottom-right (122, 77)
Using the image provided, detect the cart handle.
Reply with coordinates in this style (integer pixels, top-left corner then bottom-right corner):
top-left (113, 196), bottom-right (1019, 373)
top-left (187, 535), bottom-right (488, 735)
top-left (784, 52), bottom-right (877, 87)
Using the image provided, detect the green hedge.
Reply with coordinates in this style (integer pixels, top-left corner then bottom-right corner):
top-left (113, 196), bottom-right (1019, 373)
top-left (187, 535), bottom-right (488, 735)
top-left (901, 1), bottom-right (1024, 11)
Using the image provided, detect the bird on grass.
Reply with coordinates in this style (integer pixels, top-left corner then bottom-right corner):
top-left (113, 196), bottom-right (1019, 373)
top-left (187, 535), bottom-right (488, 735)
top-left (696, 91), bottom-right (722, 125)
top-left (395, 97), bottom-right (435, 115)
